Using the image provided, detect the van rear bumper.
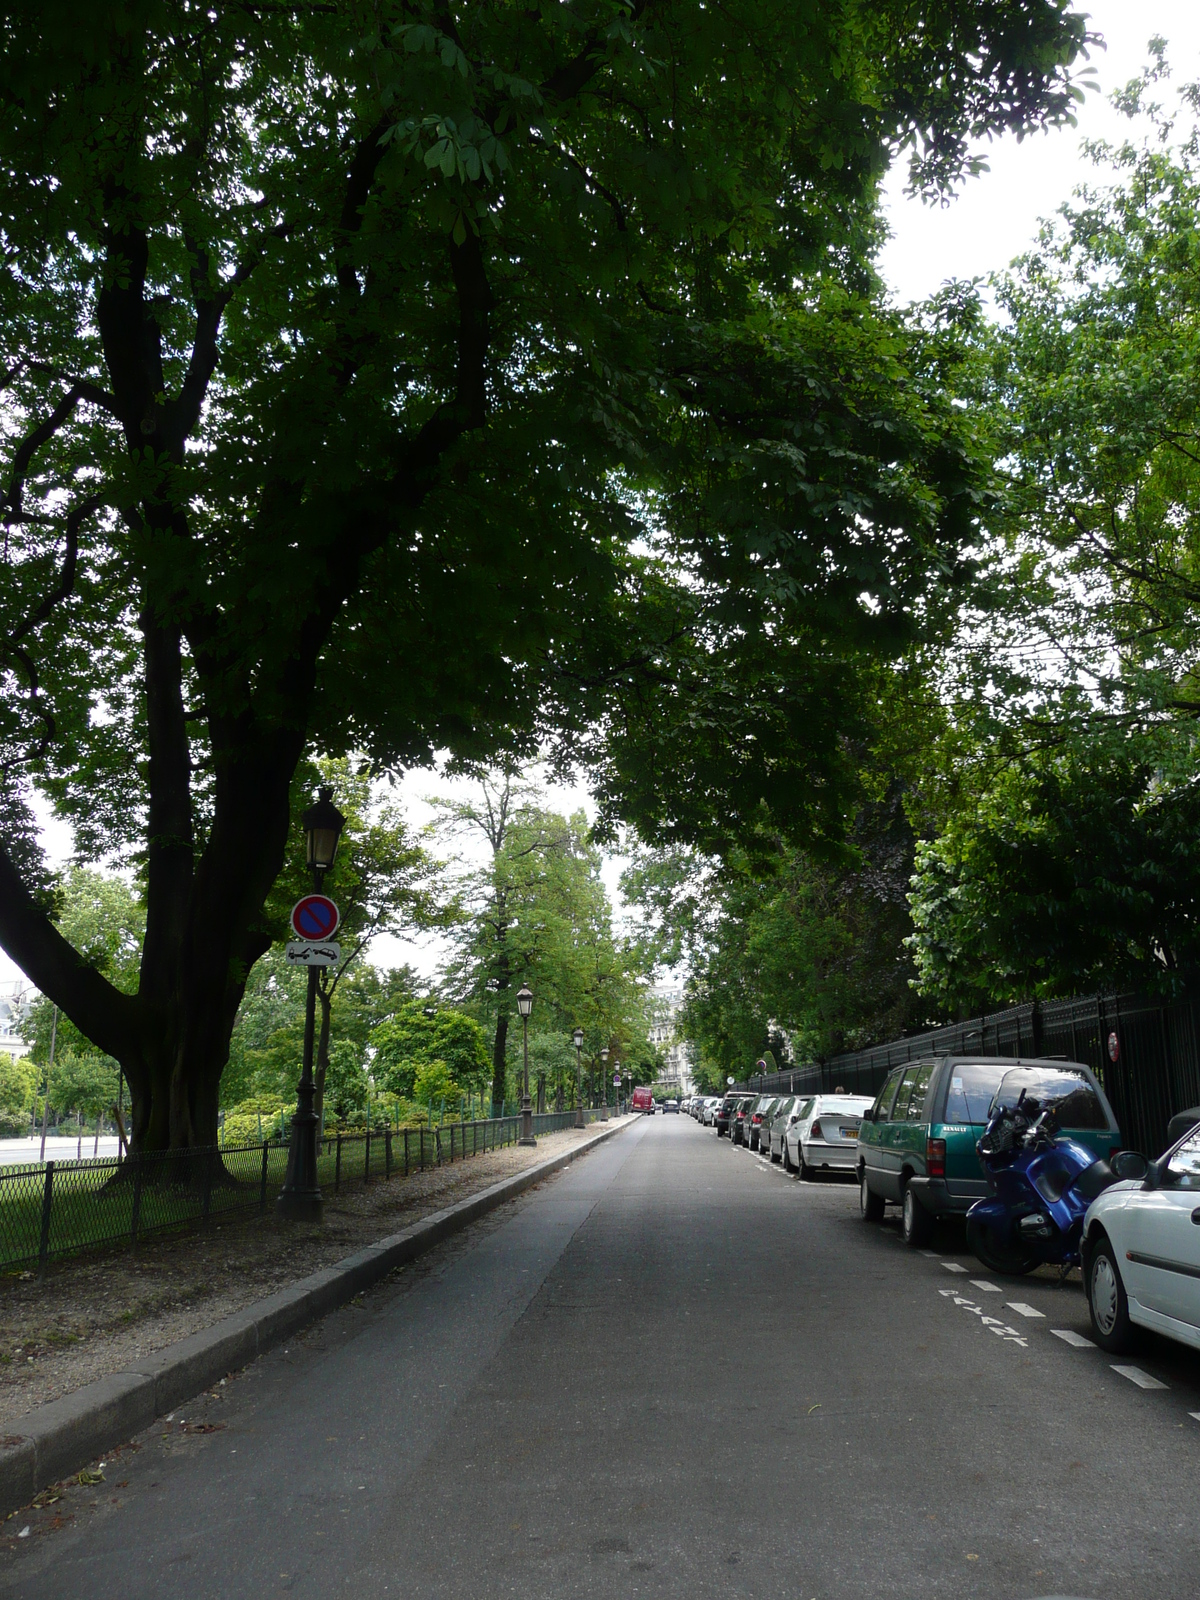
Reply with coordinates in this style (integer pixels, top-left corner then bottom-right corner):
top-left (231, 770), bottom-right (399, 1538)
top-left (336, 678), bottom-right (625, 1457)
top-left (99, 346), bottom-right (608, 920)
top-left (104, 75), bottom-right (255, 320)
top-left (907, 1177), bottom-right (983, 1217)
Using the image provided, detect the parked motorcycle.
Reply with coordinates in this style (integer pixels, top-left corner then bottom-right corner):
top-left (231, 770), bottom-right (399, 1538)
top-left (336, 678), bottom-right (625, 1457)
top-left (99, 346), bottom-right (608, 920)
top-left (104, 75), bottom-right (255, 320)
top-left (966, 1090), bottom-right (1147, 1276)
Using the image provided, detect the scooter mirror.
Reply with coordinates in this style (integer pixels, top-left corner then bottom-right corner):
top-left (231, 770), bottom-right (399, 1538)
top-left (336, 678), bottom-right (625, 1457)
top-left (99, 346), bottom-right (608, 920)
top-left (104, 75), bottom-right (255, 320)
top-left (1111, 1150), bottom-right (1149, 1182)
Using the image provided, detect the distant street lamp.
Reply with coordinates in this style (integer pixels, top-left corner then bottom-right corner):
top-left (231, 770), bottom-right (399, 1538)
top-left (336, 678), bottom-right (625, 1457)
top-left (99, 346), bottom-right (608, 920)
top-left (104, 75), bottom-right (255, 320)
top-left (517, 983), bottom-right (536, 1146)
top-left (573, 1027), bottom-right (585, 1129)
top-left (599, 1045), bottom-right (610, 1122)
top-left (278, 786), bottom-right (346, 1222)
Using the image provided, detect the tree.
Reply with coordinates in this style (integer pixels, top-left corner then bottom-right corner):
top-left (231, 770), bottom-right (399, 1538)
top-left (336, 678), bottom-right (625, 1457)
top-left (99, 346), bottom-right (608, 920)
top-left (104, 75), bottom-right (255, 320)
top-left (0, 0), bottom-right (1090, 1149)
top-left (371, 1000), bottom-right (490, 1101)
top-left (0, 1053), bottom-right (37, 1137)
top-left (438, 770), bottom-right (650, 1106)
top-left (903, 63), bottom-right (1200, 1010)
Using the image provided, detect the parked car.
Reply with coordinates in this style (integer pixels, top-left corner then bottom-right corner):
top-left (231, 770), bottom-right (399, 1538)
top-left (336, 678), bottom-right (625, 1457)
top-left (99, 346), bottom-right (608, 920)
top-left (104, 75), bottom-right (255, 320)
top-left (630, 1086), bottom-right (654, 1114)
top-left (1081, 1123), bottom-right (1200, 1353)
top-left (748, 1096), bottom-right (780, 1152)
top-left (857, 1055), bottom-right (1120, 1246)
top-left (702, 1097), bottom-right (722, 1126)
top-left (715, 1094), bottom-right (740, 1138)
top-left (731, 1096), bottom-right (756, 1146)
top-left (767, 1096), bottom-right (811, 1163)
top-left (785, 1094), bottom-right (874, 1178)
top-left (664, 1098), bottom-right (680, 1114)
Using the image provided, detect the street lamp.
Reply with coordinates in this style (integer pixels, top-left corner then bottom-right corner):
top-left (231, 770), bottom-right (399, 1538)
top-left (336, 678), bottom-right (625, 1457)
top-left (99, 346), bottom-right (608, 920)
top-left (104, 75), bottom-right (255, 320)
top-left (517, 983), bottom-right (536, 1146)
top-left (278, 786), bottom-right (346, 1222)
top-left (599, 1045), bottom-right (610, 1122)
top-left (573, 1026), bottom-right (585, 1129)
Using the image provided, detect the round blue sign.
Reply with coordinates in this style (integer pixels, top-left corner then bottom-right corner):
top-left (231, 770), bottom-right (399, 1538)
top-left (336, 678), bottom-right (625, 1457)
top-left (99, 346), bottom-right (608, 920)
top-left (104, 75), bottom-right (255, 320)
top-left (291, 894), bottom-right (340, 941)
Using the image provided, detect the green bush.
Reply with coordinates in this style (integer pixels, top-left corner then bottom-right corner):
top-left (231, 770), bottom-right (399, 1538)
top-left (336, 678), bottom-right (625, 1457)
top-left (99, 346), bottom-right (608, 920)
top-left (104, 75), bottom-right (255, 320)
top-left (222, 1094), bottom-right (289, 1146)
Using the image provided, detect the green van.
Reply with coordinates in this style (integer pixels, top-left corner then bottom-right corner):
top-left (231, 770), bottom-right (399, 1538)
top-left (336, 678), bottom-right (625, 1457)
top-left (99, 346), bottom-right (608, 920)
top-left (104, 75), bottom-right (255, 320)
top-left (856, 1055), bottom-right (1121, 1247)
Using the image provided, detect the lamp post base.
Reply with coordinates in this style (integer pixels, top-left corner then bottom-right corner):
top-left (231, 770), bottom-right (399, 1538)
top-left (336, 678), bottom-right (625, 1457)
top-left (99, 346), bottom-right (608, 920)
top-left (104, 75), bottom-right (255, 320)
top-left (600, 1101), bottom-right (609, 1122)
top-left (276, 1189), bottom-right (323, 1223)
top-left (519, 1095), bottom-right (537, 1147)
top-left (276, 1103), bottom-right (323, 1223)
top-left (574, 1101), bottom-right (584, 1129)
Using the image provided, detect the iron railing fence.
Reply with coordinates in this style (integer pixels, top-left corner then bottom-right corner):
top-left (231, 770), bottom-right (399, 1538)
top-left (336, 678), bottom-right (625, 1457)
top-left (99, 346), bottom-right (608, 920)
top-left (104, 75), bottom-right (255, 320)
top-left (2, 1108), bottom-right (607, 1273)
top-left (726, 992), bottom-right (1200, 1158)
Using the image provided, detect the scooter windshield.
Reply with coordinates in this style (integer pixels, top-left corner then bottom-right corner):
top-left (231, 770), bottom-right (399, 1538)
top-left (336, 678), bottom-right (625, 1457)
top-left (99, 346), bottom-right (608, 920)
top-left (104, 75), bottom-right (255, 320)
top-left (989, 1067), bottom-right (1107, 1131)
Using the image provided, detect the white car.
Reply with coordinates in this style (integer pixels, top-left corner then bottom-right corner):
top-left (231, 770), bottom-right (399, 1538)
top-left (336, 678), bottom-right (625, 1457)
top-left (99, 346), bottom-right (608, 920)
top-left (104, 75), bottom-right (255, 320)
top-left (785, 1094), bottom-right (875, 1178)
top-left (1083, 1124), bottom-right (1200, 1353)
top-left (701, 1097), bottom-right (721, 1126)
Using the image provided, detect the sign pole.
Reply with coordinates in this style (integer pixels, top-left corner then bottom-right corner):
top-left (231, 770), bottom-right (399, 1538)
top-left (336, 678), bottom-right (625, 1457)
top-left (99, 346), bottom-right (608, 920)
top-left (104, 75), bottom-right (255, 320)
top-left (277, 888), bottom-right (331, 1222)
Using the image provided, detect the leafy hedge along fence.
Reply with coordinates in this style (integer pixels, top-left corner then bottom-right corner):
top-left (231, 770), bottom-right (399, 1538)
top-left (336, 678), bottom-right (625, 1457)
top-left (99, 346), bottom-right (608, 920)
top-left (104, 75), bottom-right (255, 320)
top-left (1, 1109), bottom-right (604, 1273)
top-left (736, 992), bottom-right (1200, 1160)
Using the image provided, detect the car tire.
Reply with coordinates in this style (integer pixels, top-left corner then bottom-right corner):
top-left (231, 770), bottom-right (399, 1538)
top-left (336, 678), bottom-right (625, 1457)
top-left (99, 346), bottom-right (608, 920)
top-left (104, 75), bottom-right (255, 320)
top-left (965, 1215), bottom-right (1039, 1276)
top-left (782, 1141), bottom-right (794, 1173)
top-left (901, 1182), bottom-right (933, 1247)
top-left (770, 1144), bottom-right (781, 1164)
top-left (1086, 1232), bottom-right (1136, 1353)
top-left (860, 1171), bottom-right (885, 1222)
top-left (799, 1150), bottom-right (814, 1180)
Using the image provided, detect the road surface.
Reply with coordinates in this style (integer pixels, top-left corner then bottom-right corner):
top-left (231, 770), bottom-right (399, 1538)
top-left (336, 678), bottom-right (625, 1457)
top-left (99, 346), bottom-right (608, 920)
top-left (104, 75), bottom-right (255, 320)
top-left (4, 1115), bottom-right (1199, 1598)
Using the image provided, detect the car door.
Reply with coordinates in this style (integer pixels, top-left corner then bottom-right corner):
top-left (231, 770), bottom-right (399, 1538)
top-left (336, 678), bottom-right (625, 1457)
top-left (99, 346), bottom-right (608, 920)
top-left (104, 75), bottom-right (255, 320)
top-left (864, 1068), bottom-right (908, 1196)
top-left (1121, 1129), bottom-right (1200, 1328)
top-left (879, 1064), bottom-right (922, 1199)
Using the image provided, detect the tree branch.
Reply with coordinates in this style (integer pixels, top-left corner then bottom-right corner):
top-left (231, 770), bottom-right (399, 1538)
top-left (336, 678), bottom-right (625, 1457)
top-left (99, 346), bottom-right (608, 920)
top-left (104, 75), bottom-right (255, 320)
top-left (2, 386), bottom-right (83, 522)
top-left (0, 841), bottom-right (139, 1062)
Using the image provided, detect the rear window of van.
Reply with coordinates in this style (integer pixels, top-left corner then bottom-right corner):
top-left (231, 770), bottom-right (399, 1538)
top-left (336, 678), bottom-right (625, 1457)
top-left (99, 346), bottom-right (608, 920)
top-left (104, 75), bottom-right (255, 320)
top-left (942, 1062), bottom-right (1013, 1125)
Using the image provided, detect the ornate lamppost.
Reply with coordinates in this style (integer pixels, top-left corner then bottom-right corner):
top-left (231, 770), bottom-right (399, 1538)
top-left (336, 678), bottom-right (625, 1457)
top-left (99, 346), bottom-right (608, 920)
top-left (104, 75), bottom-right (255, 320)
top-left (573, 1026), bottom-right (585, 1129)
top-left (278, 786), bottom-right (345, 1222)
top-left (599, 1045), bottom-right (610, 1121)
top-left (517, 983), bottom-right (536, 1145)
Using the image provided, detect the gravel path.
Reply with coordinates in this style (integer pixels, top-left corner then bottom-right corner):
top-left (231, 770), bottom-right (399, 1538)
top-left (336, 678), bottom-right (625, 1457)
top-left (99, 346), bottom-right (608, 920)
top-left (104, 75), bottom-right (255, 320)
top-left (0, 1119), bottom-right (629, 1425)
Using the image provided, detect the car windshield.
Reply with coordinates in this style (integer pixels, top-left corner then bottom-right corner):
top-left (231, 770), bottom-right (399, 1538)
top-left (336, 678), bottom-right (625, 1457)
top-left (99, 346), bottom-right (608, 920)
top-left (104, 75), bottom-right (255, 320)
top-left (989, 1067), bottom-right (1107, 1130)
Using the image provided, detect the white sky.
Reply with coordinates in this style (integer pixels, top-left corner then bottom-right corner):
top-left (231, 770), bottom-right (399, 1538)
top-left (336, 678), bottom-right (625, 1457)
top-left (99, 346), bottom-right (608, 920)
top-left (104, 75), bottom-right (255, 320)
top-left (5, 3), bottom-right (1199, 992)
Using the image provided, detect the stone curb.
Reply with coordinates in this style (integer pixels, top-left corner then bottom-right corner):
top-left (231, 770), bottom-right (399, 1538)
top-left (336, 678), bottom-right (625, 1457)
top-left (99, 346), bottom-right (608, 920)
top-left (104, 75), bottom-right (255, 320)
top-left (0, 1117), bottom-right (631, 1516)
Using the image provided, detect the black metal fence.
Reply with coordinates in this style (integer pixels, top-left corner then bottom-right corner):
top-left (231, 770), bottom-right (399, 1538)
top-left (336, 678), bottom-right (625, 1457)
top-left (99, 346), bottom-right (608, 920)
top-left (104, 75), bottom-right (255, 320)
top-left (733, 992), bottom-right (1200, 1159)
top-left (0, 1108), bottom-right (605, 1273)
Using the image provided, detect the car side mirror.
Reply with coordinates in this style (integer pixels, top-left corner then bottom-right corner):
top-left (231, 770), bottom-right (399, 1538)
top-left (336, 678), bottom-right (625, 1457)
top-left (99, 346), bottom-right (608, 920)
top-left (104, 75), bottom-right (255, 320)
top-left (861, 1107), bottom-right (875, 1123)
top-left (1111, 1150), bottom-right (1148, 1182)
top-left (1142, 1157), bottom-right (1164, 1191)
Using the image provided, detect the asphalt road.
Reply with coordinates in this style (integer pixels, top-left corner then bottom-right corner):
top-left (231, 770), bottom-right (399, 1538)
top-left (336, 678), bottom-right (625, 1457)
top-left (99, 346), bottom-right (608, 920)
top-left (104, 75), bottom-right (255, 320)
top-left (4, 1114), bottom-right (1200, 1600)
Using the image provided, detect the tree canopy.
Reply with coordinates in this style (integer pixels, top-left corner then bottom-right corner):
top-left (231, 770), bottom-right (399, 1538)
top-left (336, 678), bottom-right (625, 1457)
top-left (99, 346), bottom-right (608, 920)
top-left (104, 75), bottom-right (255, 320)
top-left (0, 0), bottom-right (1091, 1147)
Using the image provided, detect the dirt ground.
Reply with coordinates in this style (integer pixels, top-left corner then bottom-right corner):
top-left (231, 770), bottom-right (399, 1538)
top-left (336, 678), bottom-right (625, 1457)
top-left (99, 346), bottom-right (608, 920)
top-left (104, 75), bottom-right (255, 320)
top-left (0, 1119), bottom-right (628, 1427)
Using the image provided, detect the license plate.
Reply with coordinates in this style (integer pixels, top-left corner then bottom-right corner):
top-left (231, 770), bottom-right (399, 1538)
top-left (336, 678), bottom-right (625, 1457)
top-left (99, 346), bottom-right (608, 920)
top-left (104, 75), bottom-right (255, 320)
top-left (840, 1128), bottom-right (858, 1139)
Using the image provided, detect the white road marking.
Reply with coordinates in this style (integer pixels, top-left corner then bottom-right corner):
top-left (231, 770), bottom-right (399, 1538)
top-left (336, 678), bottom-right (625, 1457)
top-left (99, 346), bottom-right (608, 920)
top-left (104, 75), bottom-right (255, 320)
top-left (918, 1250), bottom-right (940, 1259)
top-left (1189, 1412), bottom-right (1200, 1423)
top-left (970, 1279), bottom-right (1002, 1293)
top-left (937, 1289), bottom-right (1028, 1346)
top-left (1007, 1302), bottom-right (1046, 1319)
top-left (1111, 1365), bottom-right (1168, 1391)
top-left (941, 1262), bottom-right (968, 1274)
top-left (1051, 1329), bottom-right (1095, 1348)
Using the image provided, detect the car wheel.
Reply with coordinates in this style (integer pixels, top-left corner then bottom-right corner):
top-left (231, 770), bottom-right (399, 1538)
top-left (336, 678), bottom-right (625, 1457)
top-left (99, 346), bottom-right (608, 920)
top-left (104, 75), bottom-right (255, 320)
top-left (770, 1144), bottom-right (781, 1164)
top-left (799, 1149), bottom-right (815, 1180)
top-left (965, 1215), bottom-right (1039, 1276)
top-left (901, 1182), bottom-right (933, 1247)
top-left (1086, 1232), bottom-right (1136, 1353)
top-left (782, 1141), bottom-right (794, 1173)
top-left (860, 1171), bottom-right (885, 1222)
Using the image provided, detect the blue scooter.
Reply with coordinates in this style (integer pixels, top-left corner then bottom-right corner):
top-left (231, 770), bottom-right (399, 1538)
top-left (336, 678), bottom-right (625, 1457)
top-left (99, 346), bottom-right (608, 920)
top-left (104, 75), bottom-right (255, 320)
top-left (966, 1091), bottom-right (1145, 1277)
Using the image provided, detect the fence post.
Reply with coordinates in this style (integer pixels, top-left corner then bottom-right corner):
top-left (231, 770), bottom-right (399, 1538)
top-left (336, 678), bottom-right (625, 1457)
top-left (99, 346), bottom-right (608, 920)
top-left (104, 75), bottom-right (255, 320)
top-left (385, 1127), bottom-right (392, 1179)
top-left (259, 1142), bottom-right (270, 1212)
top-left (130, 1153), bottom-right (144, 1244)
top-left (364, 1127), bottom-right (371, 1184)
top-left (435, 1128), bottom-right (442, 1166)
top-left (404, 1127), bottom-right (410, 1176)
top-left (38, 1162), bottom-right (54, 1274)
top-left (335, 1133), bottom-right (342, 1194)
top-left (201, 1145), bottom-right (215, 1224)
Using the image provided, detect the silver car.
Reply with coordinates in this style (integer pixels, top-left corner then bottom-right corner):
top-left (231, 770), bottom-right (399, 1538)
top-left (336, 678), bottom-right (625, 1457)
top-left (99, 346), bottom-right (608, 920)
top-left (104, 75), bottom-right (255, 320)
top-left (785, 1094), bottom-right (874, 1178)
top-left (766, 1095), bottom-right (812, 1162)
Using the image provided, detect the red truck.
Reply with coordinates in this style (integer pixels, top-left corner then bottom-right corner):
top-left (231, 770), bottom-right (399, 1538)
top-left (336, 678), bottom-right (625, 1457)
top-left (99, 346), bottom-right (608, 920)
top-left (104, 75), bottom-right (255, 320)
top-left (630, 1086), bottom-right (655, 1113)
